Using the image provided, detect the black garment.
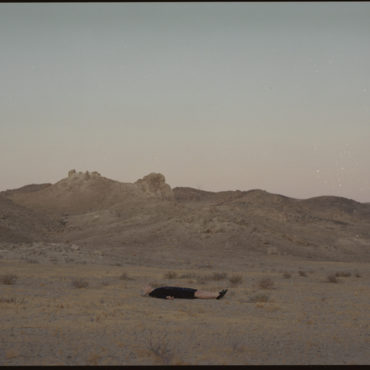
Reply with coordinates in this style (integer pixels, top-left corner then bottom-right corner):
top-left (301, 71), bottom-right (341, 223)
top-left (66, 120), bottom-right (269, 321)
top-left (149, 286), bottom-right (197, 299)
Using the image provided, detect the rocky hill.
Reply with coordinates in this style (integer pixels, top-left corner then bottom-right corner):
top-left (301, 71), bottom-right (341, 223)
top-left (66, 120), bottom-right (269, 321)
top-left (1, 170), bottom-right (370, 262)
top-left (4, 170), bottom-right (173, 215)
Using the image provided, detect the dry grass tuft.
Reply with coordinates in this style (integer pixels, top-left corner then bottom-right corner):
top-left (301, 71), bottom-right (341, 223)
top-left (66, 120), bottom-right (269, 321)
top-left (5, 349), bottom-right (18, 360)
top-left (0, 274), bottom-right (18, 285)
top-left (196, 275), bottom-right (207, 285)
top-left (298, 270), bottom-right (307, 277)
top-left (228, 274), bottom-right (243, 286)
top-left (0, 296), bottom-right (16, 303)
top-left (145, 330), bottom-right (174, 365)
top-left (258, 277), bottom-right (274, 289)
top-left (210, 272), bottom-right (228, 281)
top-left (72, 278), bottom-right (89, 288)
top-left (283, 272), bottom-right (292, 279)
top-left (119, 272), bottom-right (133, 280)
top-left (0, 296), bottom-right (26, 304)
top-left (335, 271), bottom-right (352, 277)
top-left (179, 272), bottom-right (196, 279)
top-left (194, 272), bottom-right (228, 283)
top-left (249, 294), bottom-right (270, 303)
top-left (88, 352), bottom-right (102, 365)
top-left (327, 274), bottom-right (338, 283)
top-left (163, 271), bottom-right (177, 279)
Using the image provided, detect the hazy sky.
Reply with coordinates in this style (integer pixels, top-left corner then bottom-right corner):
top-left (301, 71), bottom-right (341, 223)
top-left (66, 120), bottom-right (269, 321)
top-left (1, 3), bottom-right (369, 202)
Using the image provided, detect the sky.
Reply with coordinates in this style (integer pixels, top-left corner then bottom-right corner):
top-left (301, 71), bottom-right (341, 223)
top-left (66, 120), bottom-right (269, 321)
top-left (0, 2), bottom-right (369, 202)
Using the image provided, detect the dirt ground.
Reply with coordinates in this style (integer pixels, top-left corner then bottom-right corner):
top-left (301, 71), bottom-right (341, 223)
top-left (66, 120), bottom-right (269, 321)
top-left (0, 244), bottom-right (369, 365)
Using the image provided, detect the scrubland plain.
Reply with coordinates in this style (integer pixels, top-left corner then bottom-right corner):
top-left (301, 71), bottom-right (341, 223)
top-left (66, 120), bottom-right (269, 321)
top-left (0, 171), bottom-right (369, 364)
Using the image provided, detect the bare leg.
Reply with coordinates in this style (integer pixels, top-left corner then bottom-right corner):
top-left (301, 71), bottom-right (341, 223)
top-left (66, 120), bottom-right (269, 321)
top-left (194, 290), bottom-right (219, 299)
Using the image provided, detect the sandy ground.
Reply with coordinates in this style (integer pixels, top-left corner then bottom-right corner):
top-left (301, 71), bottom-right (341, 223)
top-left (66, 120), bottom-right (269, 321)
top-left (0, 245), bottom-right (369, 365)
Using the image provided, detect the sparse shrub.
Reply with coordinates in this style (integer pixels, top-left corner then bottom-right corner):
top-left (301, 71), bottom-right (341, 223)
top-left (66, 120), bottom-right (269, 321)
top-left (88, 352), bottom-right (102, 366)
top-left (163, 271), bottom-right (177, 279)
top-left (327, 274), bottom-right (338, 283)
top-left (119, 272), bottom-right (133, 280)
top-left (229, 274), bottom-right (243, 286)
top-left (258, 277), bottom-right (274, 289)
top-left (0, 297), bottom-right (16, 303)
top-left (298, 270), bottom-right (307, 277)
top-left (249, 294), bottom-right (270, 303)
top-left (72, 278), bottom-right (88, 288)
top-left (283, 272), bottom-right (291, 279)
top-left (211, 272), bottom-right (228, 281)
top-left (355, 272), bottom-right (361, 278)
top-left (0, 274), bottom-right (17, 285)
top-left (196, 275), bottom-right (206, 285)
top-left (0, 296), bottom-right (26, 304)
top-left (145, 330), bottom-right (174, 365)
top-left (197, 272), bottom-right (228, 282)
top-left (179, 273), bottom-right (196, 279)
top-left (335, 271), bottom-right (352, 277)
top-left (5, 349), bottom-right (18, 360)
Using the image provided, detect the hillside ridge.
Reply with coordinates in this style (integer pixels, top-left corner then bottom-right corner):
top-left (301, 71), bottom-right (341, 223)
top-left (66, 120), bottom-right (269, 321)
top-left (1, 170), bottom-right (369, 262)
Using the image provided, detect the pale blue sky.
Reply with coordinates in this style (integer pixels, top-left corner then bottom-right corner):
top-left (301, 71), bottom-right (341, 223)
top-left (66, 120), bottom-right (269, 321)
top-left (0, 3), bottom-right (369, 201)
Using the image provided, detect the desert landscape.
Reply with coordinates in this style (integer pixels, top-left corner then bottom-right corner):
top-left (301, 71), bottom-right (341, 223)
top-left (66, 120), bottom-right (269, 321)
top-left (0, 170), bottom-right (369, 365)
top-left (2, 1), bottom-right (370, 365)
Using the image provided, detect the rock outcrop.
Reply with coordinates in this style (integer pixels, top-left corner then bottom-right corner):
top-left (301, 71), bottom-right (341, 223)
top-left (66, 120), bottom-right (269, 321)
top-left (2, 170), bottom-right (174, 215)
top-left (135, 173), bottom-right (174, 200)
top-left (68, 169), bottom-right (101, 179)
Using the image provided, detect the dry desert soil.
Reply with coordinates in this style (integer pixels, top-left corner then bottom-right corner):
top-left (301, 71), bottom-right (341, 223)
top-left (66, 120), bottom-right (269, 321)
top-left (0, 170), bottom-right (369, 365)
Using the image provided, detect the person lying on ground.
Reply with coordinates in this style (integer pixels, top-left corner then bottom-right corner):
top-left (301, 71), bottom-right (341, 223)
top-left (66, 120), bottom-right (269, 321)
top-left (142, 285), bottom-right (228, 300)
